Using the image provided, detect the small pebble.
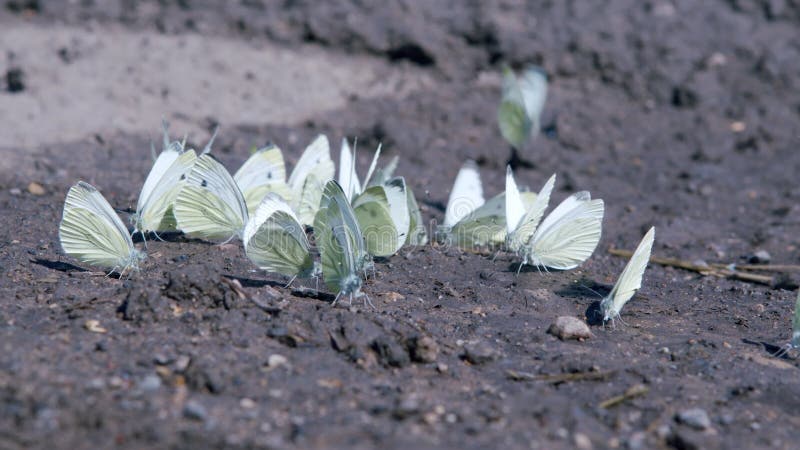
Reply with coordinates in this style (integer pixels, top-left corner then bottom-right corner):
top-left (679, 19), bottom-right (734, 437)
top-left (676, 408), bottom-right (711, 430)
top-left (574, 432), bottom-right (593, 450)
top-left (547, 316), bottom-right (593, 340)
top-left (83, 319), bottom-right (107, 333)
top-left (183, 400), bottom-right (207, 421)
top-left (748, 250), bottom-right (771, 264)
top-left (240, 398), bottom-right (256, 409)
top-left (9, 188), bottom-right (21, 195)
top-left (267, 354), bottom-right (289, 369)
top-left (139, 374), bottom-right (161, 392)
top-left (27, 182), bottom-right (45, 195)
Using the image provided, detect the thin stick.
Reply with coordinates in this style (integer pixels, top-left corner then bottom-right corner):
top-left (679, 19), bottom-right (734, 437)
top-left (710, 263), bottom-right (800, 273)
top-left (609, 249), bottom-right (774, 285)
top-left (598, 384), bottom-right (649, 409)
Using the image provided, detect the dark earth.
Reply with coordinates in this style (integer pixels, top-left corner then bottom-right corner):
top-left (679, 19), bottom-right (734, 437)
top-left (3, 1), bottom-right (800, 449)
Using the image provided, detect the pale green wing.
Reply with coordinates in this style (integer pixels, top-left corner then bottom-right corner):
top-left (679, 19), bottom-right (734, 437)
top-left (296, 173), bottom-right (325, 226)
top-left (338, 138), bottom-right (360, 202)
top-left (450, 192), bottom-right (505, 249)
top-left (136, 148), bottom-right (197, 233)
top-left (314, 181), bottom-right (363, 295)
top-left (405, 184), bottom-right (427, 246)
top-left (59, 182), bottom-right (143, 270)
top-left (353, 178), bottom-right (409, 257)
top-left (173, 154), bottom-right (249, 242)
top-left (792, 290), bottom-right (800, 348)
top-left (324, 180), bottom-right (369, 270)
top-left (234, 145), bottom-right (290, 214)
top-left (528, 198), bottom-right (604, 270)
top-left (507, 173), bottom-right (556, 252)
top-left (243, 193), bottom-right (315, 278)
top-left (600, 227), bottom-right (655, 321)
top-left (518, 66), bottom-right (548, 137)
top-left (288, 134), bottom-right (335, 196)
top-left (367, 155), bottom-right (399, 188)
top-left (444, 161), bottom-right (484, 228)
top-left (498, 66), bottom-right (532, 150)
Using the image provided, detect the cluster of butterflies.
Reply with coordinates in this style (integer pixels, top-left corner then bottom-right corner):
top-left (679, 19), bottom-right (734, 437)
top-left (59, 125), bottom-right (426, 305)
top-left (435, 161), bottom-right (655, 324)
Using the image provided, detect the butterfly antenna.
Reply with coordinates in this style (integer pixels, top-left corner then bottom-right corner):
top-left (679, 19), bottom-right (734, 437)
top-left (284, 275), bottom-right (298, 289)
top-left (580, 284), bottom-right (604, 298)
top-left (140, 230), bottom-right (148, 249)
top-left (364, 293), bottom-right (375, 309)
top-left (150, 141), bottom-right (158, 162)
top-left (202, 126), bottom-right (219, 154)
top-left (772, 345), bottom-right (789, 359)
top-left (332, 292), bottom-right (342, 307)
top-left (152, 230), bottom-right (166, 242)
top-left (516, 262), bottom-right (524, 275)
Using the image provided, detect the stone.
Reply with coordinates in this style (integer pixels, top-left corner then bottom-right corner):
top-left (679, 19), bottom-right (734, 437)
top-left (462, 340), bottom-right (500, 365)
top-left (547, 316), bottom-right (593, 340)
top-left (183, 400), bottom-right (208, 421)
top-left (676, 408), bottom-right (711, 430)
top-left (407, 335), bottom-right (439, 363)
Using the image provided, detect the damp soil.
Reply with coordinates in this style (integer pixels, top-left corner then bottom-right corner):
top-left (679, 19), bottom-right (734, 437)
top-left (2, 1), bottom-right (800, 449)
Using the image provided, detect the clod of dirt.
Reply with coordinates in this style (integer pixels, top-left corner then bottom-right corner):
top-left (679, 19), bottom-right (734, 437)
top-left (5, 68), bottom-right (25, 93)
top-left (676, 408), bottom-right (711, 430)
top-left (547, 317), bottom-right (593, 341)
top-left (183, 358), bottom-right (226, 394)
top-left (164, 264), bottom-right (238, 309)
top-left (407, 335), bottom-right (439, 363)
top-left (371, 336), bottom-right (411, 368)
top-left (461, 340), bottom-right (500, 365)
top-left (117, 282), bottom-right (169, 323)
top-left (392, 393), bottom-right (422, 420)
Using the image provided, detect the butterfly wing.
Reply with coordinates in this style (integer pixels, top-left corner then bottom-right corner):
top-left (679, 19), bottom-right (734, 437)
top-left (529, 197), bottom-right (604, 270)
top-left (136, 147), bottom-right (197, 233)
top-left (498, 66), bottom-right (532, 150)
top-left (173, 154), bottom-right (249, 242)
top-left (59, 182), bottom-right (141, 270)
top-left (504, 166), bottom-right (526, 235)
top-left (315, 181), bottom-right (363, 294)
top-left (444, 161), bottom-right (484, 228)
top-left (792, 290), bottom-right (800, 348)
top-left (288, 134), bottom-right (335, 195)
top-left (600, 227), bottom-right (655, 321)
top-left (405, 184), bottom-right (428, 246)
top-left (368, 155), bottom-right (399, 188)
top-left (234, 145), bottom-right (290, 214)
top-left (352, 177), bottom-right (409, 257)
top-left (507, 173), bottom-right (556, 252)
top-left (243, 193), bottom-right (315, 278)
top-left (517, 66), bottom-right (548, 137)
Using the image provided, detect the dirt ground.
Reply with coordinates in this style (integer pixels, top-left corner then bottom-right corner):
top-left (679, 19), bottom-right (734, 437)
top-left (2, 1), bottom-right (800, 449)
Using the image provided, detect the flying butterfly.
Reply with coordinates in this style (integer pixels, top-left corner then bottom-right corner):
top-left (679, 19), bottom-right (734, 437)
top-left (173, 154), bottom-right (249, 242)
top-left (243, 193), bottom-right (319, 283)
top-left (314, 180), bottom-right (372, 306)
top-left (498, 65), bottom-right (548, 150)
top-left (59, 181), bottom-right (146, 274)
top-left (599, 227), bottom-right (655, 325)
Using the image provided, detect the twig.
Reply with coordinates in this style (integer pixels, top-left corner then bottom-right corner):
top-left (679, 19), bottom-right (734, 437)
top-left (598, 383), bottom-right (649, 409)
top-left (506, 370), bottom-right (615, 383)
top-left (609, 249), bottom-right (773, 285)
top-left (710, 263), bottom-right (800, 273)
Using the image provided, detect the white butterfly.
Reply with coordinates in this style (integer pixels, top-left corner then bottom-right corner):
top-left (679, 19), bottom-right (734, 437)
top-left (314, 180), bottom-right (372, 306)
top-left (288, 135), bottom-right (336, 225)
top-left (600, 227), bottom-right (655, 324)
top-left (498, 65), bottom-right (548, 150)
top-left (505, 167), bottom-right (555, 253)
top-left (59, 181), bottom-right (145, 274)
top-left (233, 144), bottom-right (291, 215)
top-left (132, 136), bottom-right (197, 240)
top-left (440, 162), bottom-right (539, 249)
top-left (243, 193), bottom-right (319, 282)
top-left (173, 154), bottom-right (249, 242)
top-left (339, 139), bottom-right (411, 256)
top-left (521, 190), bottom-right (605, 271)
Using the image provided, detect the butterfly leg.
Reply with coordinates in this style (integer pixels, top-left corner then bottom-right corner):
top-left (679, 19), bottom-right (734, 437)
top-left (284, 275), bottom-right (298, 289)
top-left (363, 293), bottom-right (376, 309)
top-left (772, 345), bottom-right (789, 358)
top-left (332, 292), bottom-right (342, 307)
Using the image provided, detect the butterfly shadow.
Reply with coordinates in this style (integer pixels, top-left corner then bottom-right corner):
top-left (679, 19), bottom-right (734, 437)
top-left (32, 258), bottom-right (88, 274)
top-left (226, 274), bottom-right (336, 303)
top-left (554, 277), bottom-right (611, 326)
top-left (131, 231), bottom-right (186, 244)
top-left (741, 338), bottom-right (796, 360)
